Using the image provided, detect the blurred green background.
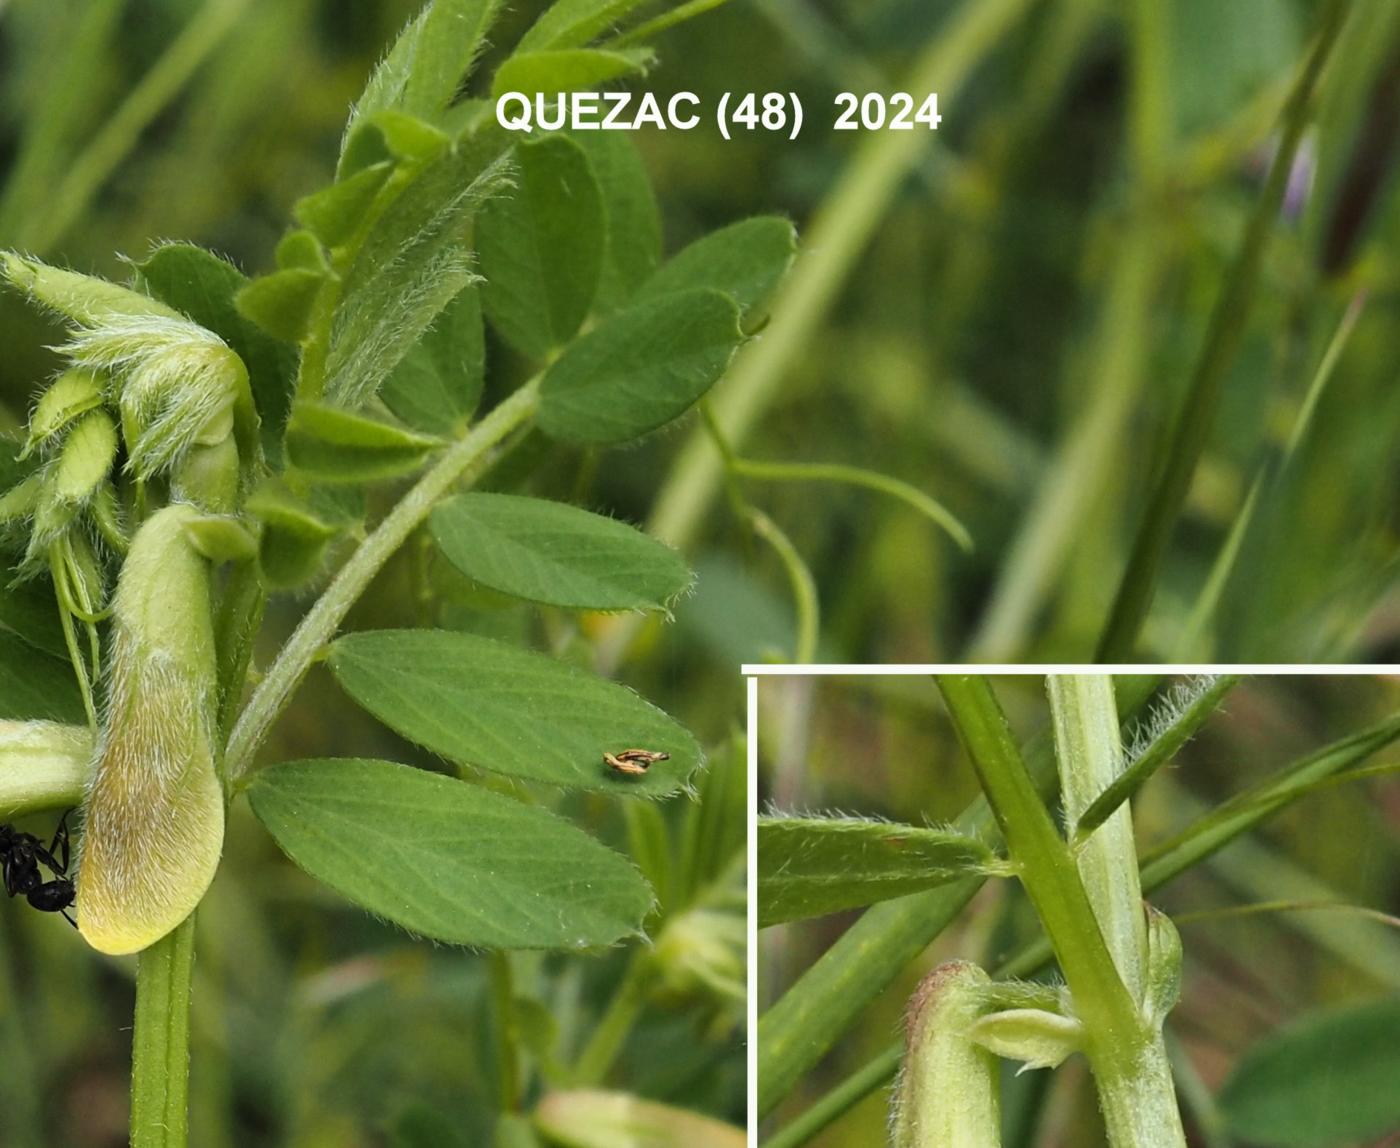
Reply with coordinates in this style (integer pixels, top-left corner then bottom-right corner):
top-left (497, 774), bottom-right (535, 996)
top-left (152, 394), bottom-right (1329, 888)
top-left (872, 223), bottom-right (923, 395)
top-left (2, 0), bottom-right (1400, 1143)
top-left (757, 673), bottom-right (1400, 1147)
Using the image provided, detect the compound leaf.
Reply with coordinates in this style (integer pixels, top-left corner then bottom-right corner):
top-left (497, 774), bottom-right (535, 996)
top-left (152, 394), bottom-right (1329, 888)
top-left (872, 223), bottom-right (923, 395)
top-left (429, 492), bottom-right (691, 611)
top-left (247, 757), bottom-right (652, 949)
top-left (329, 629), bottom-right (701, 795)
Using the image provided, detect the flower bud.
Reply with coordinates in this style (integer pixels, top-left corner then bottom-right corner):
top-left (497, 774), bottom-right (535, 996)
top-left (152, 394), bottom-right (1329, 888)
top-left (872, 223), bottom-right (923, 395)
top-left (892, 962), bottom-right (1001, 1148)
top-left (52, 410), bottom-right (119, 505)
top-left (78, 504), bottom-right (224, 955)
top-left (22, 369), bottom-right (105, 459)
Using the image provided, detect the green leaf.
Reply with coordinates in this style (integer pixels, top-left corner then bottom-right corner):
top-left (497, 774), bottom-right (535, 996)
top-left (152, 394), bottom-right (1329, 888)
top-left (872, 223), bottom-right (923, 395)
top-left (477, 134), bottom-right (605, 360)
top-left (1219, 998), bottom-right (1400, 1147)
top-left (0, 577), bottom-right (69, 660)
top-left (756, 816), bottom-right (996, 928)
top-left (0, 631), bottom-right (86, 723)
top-left (639, 216), bottom-right (797, 319)
top-left (573, 132), bottom-right (661, 311)
top-left (294, 162), bottom-right (394, 248)
top-left (347, 0), bottom-right (504, 145)
top-left (537, 288), bottom-right (741, 444)
top-left (379, 284), bottom-right (485, 433)
top-left (324, 133), bottom-right (509, 409)
top-left (135, 244), bottom-right (299, 441)
top-left (284, 402), bottom-right (441, 483)
top-left (404, 0), bottom-right (504, 120)
top-left (429, 492), bottom-right (692, 611)
top-left (246, 758), bottom-right (652, 949)
top-left (235, 268), bottom-right (325, 343)
top-left (517, 0), bottom-right (655, 52)
top-left (490, 47), bottom-right (652, 99)
top-left (275, 231), bottom-right (328, 272)
top-left (328, 630), bottom-right (701, 795)
top-left (246, 479), bottom-right (352, 588)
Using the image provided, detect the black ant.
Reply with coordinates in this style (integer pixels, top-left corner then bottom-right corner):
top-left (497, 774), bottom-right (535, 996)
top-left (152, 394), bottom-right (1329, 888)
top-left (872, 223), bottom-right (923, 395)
top-left (1, 809), bottom-right (77, 927)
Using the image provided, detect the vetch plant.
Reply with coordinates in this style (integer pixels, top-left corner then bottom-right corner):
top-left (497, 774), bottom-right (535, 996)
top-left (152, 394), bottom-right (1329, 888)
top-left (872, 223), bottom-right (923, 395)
top-left (757, 674), bottom-right (1400, 1147)
top-left (0, 1), bottom-right (780, 1143)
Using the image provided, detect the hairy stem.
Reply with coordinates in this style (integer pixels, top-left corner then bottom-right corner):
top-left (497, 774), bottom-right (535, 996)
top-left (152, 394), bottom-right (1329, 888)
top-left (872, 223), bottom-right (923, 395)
top-left (130, 914), bottom-right (197, 1148)
top-left (223, 379), bottom-right (540, 781)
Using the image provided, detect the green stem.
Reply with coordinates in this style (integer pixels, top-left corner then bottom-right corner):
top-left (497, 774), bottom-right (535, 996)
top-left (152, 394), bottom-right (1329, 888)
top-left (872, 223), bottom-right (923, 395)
top-left (1048, 675), bottom-right (1146, 1001)
top-left (1095, 0), bottom-right (1351, 661)
top-left (490, 952), bottom-right (522, 1112)
top-left (572, 950), bottom-right (651, 1085)
top-left (131, 914), bottom-right (197, 1148)
top-left (935, 676), bottom-right (1142, 1055)
top-left (938, 676), bottom-right (1182, 1148)
top-left (223, 380), bottom-right (540, 782)
top-left (19, 0), bottom-right (248, 253)
top-left (747, 509), bottom-right (819, 664)
top-left (761, 1045), bottom-right (900, 1148)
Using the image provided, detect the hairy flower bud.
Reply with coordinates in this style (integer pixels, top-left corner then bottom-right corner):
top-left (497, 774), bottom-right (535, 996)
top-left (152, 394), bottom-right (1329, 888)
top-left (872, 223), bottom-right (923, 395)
top-left (892, 962), bottom-right (1001, 1148)
top-left (78, 504), bottom-right (224, 954)
top-left (2, 252), bottom-right (260, 490)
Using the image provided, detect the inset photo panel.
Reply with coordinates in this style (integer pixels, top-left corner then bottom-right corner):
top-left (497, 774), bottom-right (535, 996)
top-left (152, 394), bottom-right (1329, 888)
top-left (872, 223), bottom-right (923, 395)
top-left (752, 669), bottom-right (1400, 1148)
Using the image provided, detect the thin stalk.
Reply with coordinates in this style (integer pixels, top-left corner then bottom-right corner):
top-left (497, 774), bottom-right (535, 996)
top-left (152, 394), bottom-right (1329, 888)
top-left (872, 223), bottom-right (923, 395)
top-left (595, 0), bottom-right (1035, 671)
top-left (571, 950), bottom-right (651, 1085)
top-left (731, 457), bottom-right (972, 551)
top-left (1095, 0), bottom-right (1351, 661)
top-left (760, 1046), bottom-right (899, 1148)
top-left (490, 952), bottom-right (522, 1112)
top-left (18, 0), bottom-right (249, 253)
top-left (747, 510), bottom-right (819, 664)
top-left (224, 379), bottom-right (540, 782)
top-left (130, 914), bottom-right (196, 1148)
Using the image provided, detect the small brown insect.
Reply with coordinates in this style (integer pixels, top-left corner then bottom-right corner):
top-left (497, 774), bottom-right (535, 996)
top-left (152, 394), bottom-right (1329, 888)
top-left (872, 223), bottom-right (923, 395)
top-left (604, 748), bottom-right (670, 776)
